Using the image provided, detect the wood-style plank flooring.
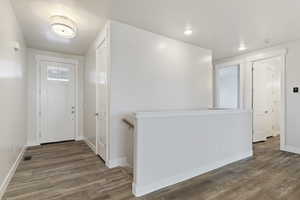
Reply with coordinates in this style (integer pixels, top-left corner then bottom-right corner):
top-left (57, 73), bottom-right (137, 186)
top-left (4, 137), bottom-right (300, 200)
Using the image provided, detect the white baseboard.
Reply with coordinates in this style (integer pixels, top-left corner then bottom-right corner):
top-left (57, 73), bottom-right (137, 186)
top-left (273, 131), bottom-right (280, 137)
top-left (26, 142), bottom-right (40, 147)
top-left (83, 138), bottom-right (128, 168)
top-left (281, 145), bottom-right (300, 154)
top-left (83, 138), bottom-right (96, 154)
top-left (106, 157), bottom-right (129, 169)
top-left (132, 151), bottom-right (253, 197)
top-left (76, 136), bottom-right (84, 141)
top-left (0, 146), bottom-right (26, 199)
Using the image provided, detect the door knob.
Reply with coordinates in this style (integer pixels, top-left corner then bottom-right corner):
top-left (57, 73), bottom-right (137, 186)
top-left (264, 110), bottom-right (268, 114)
top-left (95, 113), bottom-right (99, 116)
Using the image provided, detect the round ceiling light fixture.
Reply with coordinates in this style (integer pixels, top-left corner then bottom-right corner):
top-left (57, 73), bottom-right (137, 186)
top-left (50, 16), bottom-right (77, 39)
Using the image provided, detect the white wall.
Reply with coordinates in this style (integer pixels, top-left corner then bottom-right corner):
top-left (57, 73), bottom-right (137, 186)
top-left (0, 0), bottom-right (27, 197)
top-left (109, 21), bottom-right (213, 164)
top-left (132, 110), bottom-right (252, 196)
top-left (84, 21), bottom-right (213, 165)
top-left (215, 40), bottom-right (300, 153)
top-left (27, 48), bottom-right (85, 146)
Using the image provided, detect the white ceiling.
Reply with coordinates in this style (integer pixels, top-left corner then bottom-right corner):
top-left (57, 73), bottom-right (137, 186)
top-left (11, 0), bottom-right (109, 55)
top-left (11, 0), bottom-right (300, 59)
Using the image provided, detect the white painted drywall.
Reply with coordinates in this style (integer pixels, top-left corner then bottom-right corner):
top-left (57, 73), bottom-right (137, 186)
top-left (132, 110), bottom-right (252, 196)
top-left (27, 48), bottom-right (84, 146)
top-left (215, 40), bottom-right (300, 153)
top-left (0, 0), bottom-right (27, 196)
top-left (110, 0), bottom-right (300, 59)
top-left (109, 21), bottom-right (213, 163)
top-left (84, 21), bottom-right (213, 164)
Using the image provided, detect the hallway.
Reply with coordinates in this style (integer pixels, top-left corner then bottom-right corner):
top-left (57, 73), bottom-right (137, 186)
top-left (3, 0), bottom-right (300, 199)
top-left (4, 137), bottom-right (300, 200)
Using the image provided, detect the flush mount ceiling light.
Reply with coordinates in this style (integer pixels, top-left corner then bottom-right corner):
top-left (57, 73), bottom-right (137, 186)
top-left (50, 16), bottom-right (77, 39)
top-left (184, 28), bottom-right (193, 36)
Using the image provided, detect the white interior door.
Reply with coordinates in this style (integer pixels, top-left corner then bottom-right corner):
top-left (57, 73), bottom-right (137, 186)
top-left (96, 41), bottom-right (108, 161)
top-left (271, 68), bottom-right (281, 136)
top-left (40, 61), bottom-right (76, 144)
top-left (253, 61), bottom-right (273, 142)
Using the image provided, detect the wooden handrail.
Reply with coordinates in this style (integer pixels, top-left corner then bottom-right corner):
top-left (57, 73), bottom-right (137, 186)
top-left (122, 118), bottom-right (134, 128)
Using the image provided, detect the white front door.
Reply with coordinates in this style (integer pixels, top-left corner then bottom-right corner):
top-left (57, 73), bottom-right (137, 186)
top-left (252, 61), bottom-right (273, 142)
top-left (96, 41), bottom-right (108, 161)
top-left (40, 61), bottom-right (76, 144)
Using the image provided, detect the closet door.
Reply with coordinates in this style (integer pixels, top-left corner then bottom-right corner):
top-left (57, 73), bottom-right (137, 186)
top-left (96, 40), bottom-right (109, 161)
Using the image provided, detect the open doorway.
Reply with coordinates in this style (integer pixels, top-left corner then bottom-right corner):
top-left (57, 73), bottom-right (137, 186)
top-left (252, 56), bottom-right (283, 145)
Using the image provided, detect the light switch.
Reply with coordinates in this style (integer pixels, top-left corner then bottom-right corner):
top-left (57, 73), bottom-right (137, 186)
top-left (293, 87), bottom-right (299, 93)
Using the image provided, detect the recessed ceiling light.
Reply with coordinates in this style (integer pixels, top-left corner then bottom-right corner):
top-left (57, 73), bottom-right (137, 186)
top-left (50, 16), bottom-right (77, 39)
top-left (238, 43), bottom-right (247, 51)
top-left (184, 28), bottom-right (193, 36)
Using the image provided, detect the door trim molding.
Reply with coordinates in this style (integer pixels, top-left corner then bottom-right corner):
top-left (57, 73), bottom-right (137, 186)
top-left (35, 55), bottom-right (80, 144)
top-left (247, 49), bottom-right (287, 150)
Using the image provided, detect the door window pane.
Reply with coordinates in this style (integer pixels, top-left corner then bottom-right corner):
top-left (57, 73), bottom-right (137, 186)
top-left (47, 66), bottom-right (70, 82)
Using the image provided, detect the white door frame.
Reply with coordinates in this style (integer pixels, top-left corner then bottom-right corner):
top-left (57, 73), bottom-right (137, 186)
top-left (35, 55), bottom-right (80, 144)
top-left (246, 49), bottom-right (287, 150)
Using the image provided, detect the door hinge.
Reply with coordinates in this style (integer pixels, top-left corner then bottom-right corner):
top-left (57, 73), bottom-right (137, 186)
top-left (39, 111), bottom-right (42, 117)
top-left (39, 131), bottom-right (42, 138)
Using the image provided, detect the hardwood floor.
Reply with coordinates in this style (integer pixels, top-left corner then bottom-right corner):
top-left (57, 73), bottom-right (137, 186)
top-left (2, 141), bottom-right (133, 200)
top-left (3, 137), bottom-right (300, 200)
